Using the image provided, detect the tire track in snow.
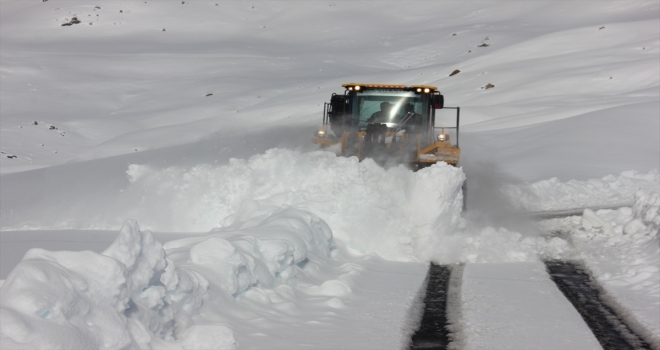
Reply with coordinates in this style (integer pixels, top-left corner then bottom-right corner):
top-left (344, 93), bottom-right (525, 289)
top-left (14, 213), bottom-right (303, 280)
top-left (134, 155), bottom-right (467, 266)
top-left (545, 261), bottom-right (652, 350)
top-left (409, 263), bottom-right (454, 350)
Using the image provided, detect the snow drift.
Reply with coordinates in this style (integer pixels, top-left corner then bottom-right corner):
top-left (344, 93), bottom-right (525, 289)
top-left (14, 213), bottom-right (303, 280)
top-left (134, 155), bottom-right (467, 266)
top-left (2, 151), bottom-right (658, 348)
top-left (0, 149), bottom-right (467, 349)
top-left (118, 149), bottom-right (465, 261)
top-left (541, 187), bottom-right (660, 348)
top-left (1, 206), bottom-right (336, 349)
top-left (509, 169), bottom-right (659, 212)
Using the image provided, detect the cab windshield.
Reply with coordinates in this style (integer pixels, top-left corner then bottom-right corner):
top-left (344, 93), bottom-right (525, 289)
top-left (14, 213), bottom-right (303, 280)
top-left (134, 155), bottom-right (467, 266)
top-left (353, 91), bottom-right (422, 128)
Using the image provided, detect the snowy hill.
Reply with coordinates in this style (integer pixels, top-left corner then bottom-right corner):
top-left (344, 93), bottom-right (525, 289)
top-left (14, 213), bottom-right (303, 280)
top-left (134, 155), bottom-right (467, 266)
top-left (1, 1), bottom-right (658, 177)
top-left (1, 1), bottom-right (659, 349)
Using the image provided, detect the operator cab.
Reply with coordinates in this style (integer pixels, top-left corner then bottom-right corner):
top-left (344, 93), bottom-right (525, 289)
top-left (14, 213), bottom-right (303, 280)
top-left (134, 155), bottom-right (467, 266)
top-left (315, 83), bottom-right (460, 169)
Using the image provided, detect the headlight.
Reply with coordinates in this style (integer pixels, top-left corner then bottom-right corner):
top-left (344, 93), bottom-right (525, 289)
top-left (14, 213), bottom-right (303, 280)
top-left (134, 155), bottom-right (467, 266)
top-left (437, 134), bottom-right (446, 141)
top-left (416, 88), bottom-right (422, 93)
top-left (354, 85), bottom-right (361, 91)
top-left (316, 130), bottom-right (326, 138)
top-left (424, 88), bottom-right (430, 93)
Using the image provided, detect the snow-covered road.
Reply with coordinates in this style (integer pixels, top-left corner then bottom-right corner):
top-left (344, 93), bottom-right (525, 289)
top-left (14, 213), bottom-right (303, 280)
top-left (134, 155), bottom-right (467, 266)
top-left (2, 0), bottom-right (659, 349)
top-left (459, 262), bottom-right (601, 349)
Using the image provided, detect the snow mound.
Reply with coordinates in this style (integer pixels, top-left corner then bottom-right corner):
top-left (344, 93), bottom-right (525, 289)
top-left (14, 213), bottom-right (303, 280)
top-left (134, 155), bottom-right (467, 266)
top-left (0, 220), bottom-right (205, 349)
top-left (121, 149), bottom-right (465, 261)
top-left (509, 169), bottom-right (659, 212)
top-left (541, 188), bottom-right (660, 347)
top-left (164, 205), bottom-right (336, 295)
top-left (0, 205), bottom-right (337, 349)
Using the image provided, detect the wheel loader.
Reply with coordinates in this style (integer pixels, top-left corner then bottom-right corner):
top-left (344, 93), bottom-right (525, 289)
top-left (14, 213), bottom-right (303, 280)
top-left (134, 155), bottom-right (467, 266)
top-left (313, 83), bottom-right (461, 170)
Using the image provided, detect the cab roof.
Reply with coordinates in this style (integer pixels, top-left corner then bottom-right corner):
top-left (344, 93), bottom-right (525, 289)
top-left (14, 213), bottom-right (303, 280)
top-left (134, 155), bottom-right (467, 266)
top-left (342, 83), bottom-right (438, 92)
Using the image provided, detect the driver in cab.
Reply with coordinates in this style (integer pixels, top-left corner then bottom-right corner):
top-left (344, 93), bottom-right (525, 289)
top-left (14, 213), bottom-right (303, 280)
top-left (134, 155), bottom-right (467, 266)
top-left (367, 102), bottom-right (392, 124)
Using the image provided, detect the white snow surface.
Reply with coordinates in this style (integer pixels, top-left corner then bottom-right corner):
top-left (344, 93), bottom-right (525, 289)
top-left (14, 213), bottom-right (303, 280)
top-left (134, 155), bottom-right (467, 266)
top-left (1, 210), bottom-right (429, 349)
top-left (457, 262), bottom-right (602, 350)
top-left (510, 169), bottom-right (660, 212)
top-left (120, 149), bottom-right (466, 262)
top-left (541, 188), bottom-right (660, 348)
top-left (2, 0), bottom-right (660, 349)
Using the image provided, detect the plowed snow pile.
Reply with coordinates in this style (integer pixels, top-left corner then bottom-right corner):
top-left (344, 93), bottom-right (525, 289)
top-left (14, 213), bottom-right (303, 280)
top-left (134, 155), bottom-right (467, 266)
top-left (541, 188), bottom-right (660, 348)
top-left (3, 146), bottom-right (658, 348)
top-left (509, 169), bottom-right (659, 212)
top-left (1, 209), bottom-right (335, 349)
top-left (119, 149), bottom-right (465, 261)
top-left (1, 150), bottom-right (465, 349)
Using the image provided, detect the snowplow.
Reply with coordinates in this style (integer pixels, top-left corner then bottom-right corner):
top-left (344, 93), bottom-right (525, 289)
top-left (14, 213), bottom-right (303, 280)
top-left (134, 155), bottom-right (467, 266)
top-left (313, 83), bottom-right (460, 170)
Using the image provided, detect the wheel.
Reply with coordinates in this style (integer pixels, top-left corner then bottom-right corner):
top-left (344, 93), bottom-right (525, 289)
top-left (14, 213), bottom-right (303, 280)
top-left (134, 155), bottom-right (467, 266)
top-left (461, 180), bottom-right (467, 212)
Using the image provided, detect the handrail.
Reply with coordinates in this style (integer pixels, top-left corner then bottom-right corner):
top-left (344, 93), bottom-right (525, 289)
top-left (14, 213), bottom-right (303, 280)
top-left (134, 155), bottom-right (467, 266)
top-left (433, 106), bottom-right (460, 147)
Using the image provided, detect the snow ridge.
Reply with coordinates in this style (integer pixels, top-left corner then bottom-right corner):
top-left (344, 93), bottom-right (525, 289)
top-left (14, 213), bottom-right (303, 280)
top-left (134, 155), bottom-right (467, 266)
top-left (1, 207), bottom-right (336, 349)
top-left (509, 169), bottom-right (659, 212)
top-left (542, 187), bottom-right (660, 348)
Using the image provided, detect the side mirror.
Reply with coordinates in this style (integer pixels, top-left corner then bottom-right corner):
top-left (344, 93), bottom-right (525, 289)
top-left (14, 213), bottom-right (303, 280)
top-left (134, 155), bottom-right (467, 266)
top-left (432, 94), bottom-right (444, 109)
top-left (329, 94), bottom-right (347, 115)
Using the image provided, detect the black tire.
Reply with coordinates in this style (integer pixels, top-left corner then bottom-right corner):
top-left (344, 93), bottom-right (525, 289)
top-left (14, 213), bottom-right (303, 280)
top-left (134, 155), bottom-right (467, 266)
top-left (462, 180), bottom-right (467, 213)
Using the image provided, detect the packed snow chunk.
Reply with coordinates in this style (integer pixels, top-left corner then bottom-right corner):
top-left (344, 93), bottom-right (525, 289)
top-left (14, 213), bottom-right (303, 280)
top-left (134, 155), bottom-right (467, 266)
top-left (104, 220), bottom-right (209, 318)
top-left (181, 324), bottom-right (236, 350)
top-left (102, 220), bottom-right (192, 341)
top-left (509, 169), bottom-right (659, 212)
top-left (189, 237), bottom-right (257, 295)
top-left (581, 208), bottom-right (615, 235)
top-left (103, 219), bottom-right (166, 296)
top-left (458, 226), bottom-right (571, 263)
top-left (164, 205), bottom-right (336, 295)
top-left (0, 220), bottom-right (213, 350)
top-left (633, 190), bottom-right (660, 231)
top-left (221, 202), bottom-right (335, 262)
top-left (0, 251), bottom-right (134, 350)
